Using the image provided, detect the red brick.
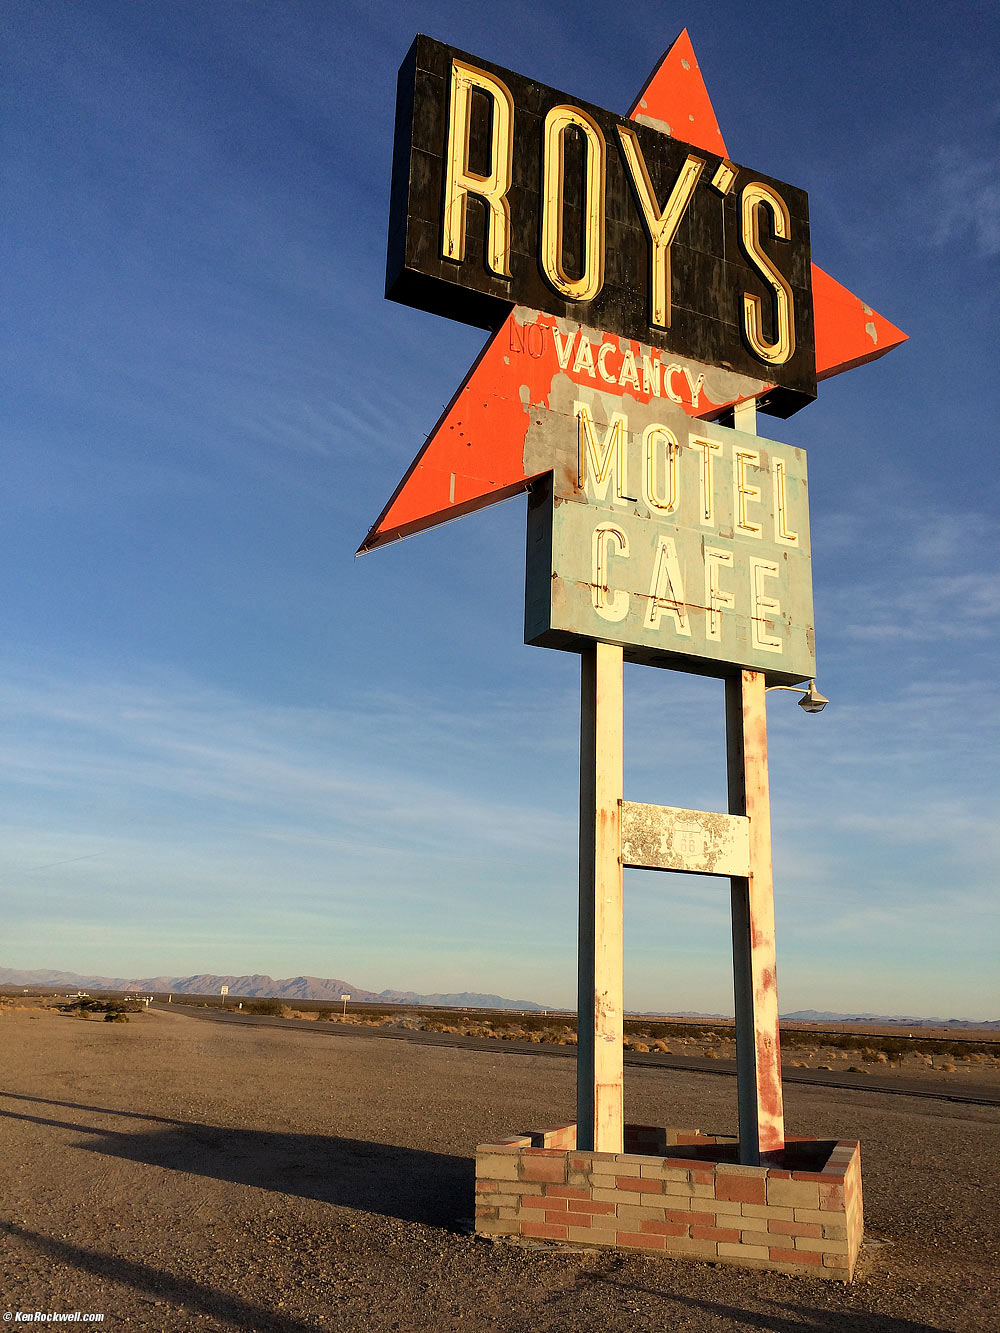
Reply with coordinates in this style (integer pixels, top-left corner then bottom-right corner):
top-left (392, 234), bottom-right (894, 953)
top-left (690, 1170), bottom-right (716, 1186)
top-left (691, 1225), bottom-right (739, 1243)
top-left (639, 1219), bottom-right (688, 1237)
top-left (518, 1196), bottom-right (555, 1213)
top-left (475, 1179), bottom-right (499, 1192)
top-left (819, 1184), bottom-right (845, 1211)
top-left (617, 1176), bottom-right (663, 1193)
top-left (475, 1205), bottom-right (498, 1219)
top-left (715, 1175), bottom-right (766, 1205)
top-left (524, 1148), bottom-right (568, 1157)
top-left (768, 1219), bottom-right (821, 1238)
top-left (666, 1208), bottom-right (701, 1223)
top-left (770, 1247), bottom-right (822, 1266)
top-left (536, 1195), bottom-right (568, 1210)
top-left (520, 1221), bottom-right (568, 1240)
top-left (766, 1169), bottom-right (792, 1179)
top-left (567, 1199), bottom-right (616, 1215)
top-left (616, 1231), bottom-right (667, 1250)
top-left (545, 1210), bottom-right (574, 1225)
top-left (521, 1158), bottom-right (567, 1183)
top-left (546, 1185), bottom-right (590, 1199)
top-left (792, 1171), bottom-right (840, 1183)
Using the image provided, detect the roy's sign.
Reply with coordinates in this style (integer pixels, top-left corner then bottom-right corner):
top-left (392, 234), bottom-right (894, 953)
top-left (387, 36), bottom-right (816, 416)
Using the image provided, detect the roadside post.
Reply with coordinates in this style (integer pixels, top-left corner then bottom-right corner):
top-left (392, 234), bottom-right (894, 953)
top-left (360, 28), bottom-right (905, 1278)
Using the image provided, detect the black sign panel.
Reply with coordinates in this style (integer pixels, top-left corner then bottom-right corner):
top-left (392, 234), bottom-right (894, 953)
top-left (386, 36), bottom-right (816, 416)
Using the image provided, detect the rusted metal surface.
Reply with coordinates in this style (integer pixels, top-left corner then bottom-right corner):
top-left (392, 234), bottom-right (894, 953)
top-left (359, 309), bottom-right (772, 553)
top-left (727, 669), bottom-right (785, 1163)
top-left (577, 642), bottom-right (624, 1155)
top-left (621, 802), bottom-right (750, 876)
top-left (359, 31), bottom-right (906, 555)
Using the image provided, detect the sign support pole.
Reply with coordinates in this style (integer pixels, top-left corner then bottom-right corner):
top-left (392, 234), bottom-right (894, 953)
top-left (727, 668), bottom-right (785, 1165)
top-left (577, 640), bottom-right (625, 1154)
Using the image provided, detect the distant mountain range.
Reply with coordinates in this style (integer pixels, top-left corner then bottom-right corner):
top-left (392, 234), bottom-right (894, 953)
top-left (780, 1009), bottom-right (999, 1029)
top-left (0, 965), bottom-right (548, 1011)
top-left (2, 966), bottom-right (995, 1026)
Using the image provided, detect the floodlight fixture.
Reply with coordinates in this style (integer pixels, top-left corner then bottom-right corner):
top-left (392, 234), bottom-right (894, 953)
top-left (765, 679), bottom-right (829, 714)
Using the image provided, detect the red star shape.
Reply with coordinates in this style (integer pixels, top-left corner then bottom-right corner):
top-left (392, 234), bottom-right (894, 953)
top-left (360, 30), bottom-right (906, 553)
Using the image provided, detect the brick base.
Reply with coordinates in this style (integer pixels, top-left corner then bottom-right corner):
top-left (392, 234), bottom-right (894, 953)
top-left (475, 1124), bottom-right (863, 1280)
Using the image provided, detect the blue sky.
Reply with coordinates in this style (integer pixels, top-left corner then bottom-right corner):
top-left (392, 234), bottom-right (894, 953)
top-left (3, 0), bottom-right (998, 1018)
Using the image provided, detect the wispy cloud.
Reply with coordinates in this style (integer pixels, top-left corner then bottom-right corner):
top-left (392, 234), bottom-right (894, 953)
top-left (0, 666), bottom-right (574, 864)
top-left (928, 142), bottom-right (1000, 259)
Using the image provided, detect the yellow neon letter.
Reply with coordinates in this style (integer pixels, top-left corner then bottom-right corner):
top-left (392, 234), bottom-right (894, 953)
top-left (704, 547), bottom-right (735, 642)
top-left (734, 448), bottom-right (762, 537)
top-left (541, 105), bottom-right (606, 303)
top-left (592, 524), bottom-right (630, 622)
top-left (576, 402), bottom-right (630, 505)
top-left (442, 60), bottom-right (514, 277)
top-left (773, 460), bottom-right (799, 545)
top-left (741, 182), bottom-right (795, 365)
top-left (690, 434), bottom-right (723, 526)
top-left (642, 424), bottom-right (679, 514)
top-left (617, 127), bottom-right (704, 329)
top-left (644, 537), bottom-right (690, 635)
top-left (750, 559), bottom-right (783, 652)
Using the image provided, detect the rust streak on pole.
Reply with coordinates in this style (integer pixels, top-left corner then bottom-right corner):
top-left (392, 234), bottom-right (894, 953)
top-left (727, 668), bottom-right (785, 1165)
top-left (577, 641), bottom-right (624, 1154)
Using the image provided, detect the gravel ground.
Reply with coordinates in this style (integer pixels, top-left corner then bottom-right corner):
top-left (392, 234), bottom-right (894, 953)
top-left (1, 1006), bottom-right (996, 1332)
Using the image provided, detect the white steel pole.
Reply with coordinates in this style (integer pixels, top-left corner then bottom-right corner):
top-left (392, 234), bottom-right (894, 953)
top-left (727, 667), bottom-right (785, 1165)
top-left (577, 640), bottom-right (625, 1154)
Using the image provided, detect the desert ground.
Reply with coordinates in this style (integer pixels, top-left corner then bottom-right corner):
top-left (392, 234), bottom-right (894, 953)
top-left (1, 1004), bottom-right (997, 1332)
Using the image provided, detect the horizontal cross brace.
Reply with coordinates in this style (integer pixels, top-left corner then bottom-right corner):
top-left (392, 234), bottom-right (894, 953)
top-left (621, 801), bottom-right (750, 877)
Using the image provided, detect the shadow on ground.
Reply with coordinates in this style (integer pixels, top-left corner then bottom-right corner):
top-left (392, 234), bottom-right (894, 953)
top-left (578, 1267), bottom-right (944, 1333)
top-left (1, 1222), bottom-right (320, 1333)
top-left (0, 1090), bottom-right (471, 1226)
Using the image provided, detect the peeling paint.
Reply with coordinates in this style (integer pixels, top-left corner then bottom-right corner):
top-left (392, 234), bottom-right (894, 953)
top-left (621, 801), bottom-right (750, 876)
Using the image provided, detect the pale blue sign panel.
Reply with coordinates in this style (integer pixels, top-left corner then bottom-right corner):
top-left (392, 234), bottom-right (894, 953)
top-left (525, 406), bottom-right (815, 685)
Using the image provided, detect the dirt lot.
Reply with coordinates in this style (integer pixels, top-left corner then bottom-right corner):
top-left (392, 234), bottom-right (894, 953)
top-left (1, 1005), bottom-right (996, 1332)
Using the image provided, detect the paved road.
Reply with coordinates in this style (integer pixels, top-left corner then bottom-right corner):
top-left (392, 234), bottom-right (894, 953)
top-left (154, 1002), bottom-right (1000, 1108)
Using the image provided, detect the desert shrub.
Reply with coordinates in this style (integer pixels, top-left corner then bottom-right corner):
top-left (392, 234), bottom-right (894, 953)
top-left (104, 1011), bottom-right (129, 1023)
top-left (244, 999), bottom-right (283, 1016)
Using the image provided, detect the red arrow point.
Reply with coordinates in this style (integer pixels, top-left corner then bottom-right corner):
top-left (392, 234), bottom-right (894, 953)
top-left (629, 29), bottom-right (729, 157)
top-left (812, 263), bottom-right (908, 380)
